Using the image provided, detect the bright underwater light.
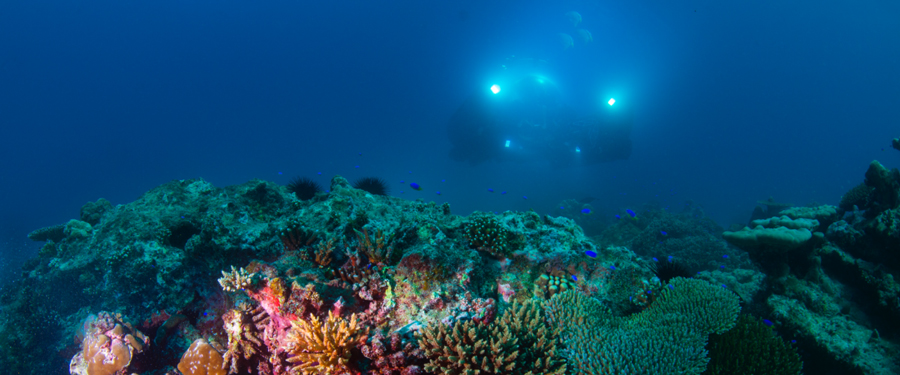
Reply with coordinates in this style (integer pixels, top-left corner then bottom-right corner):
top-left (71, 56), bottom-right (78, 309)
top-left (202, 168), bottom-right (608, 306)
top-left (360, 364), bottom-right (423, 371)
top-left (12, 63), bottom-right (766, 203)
top-left (491, 84), bottom-right (501, 94)
top-left (575, 146), bottom-right (581, 153)
top-left (505, 140), bottom-right (511, 147)
top-left (608, 98), bottom-right (616, 106)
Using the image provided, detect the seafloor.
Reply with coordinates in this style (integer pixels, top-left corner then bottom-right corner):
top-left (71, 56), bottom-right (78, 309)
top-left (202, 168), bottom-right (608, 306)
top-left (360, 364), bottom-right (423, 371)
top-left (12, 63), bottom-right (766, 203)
top-left (2, 158), bottom-right (900, 375)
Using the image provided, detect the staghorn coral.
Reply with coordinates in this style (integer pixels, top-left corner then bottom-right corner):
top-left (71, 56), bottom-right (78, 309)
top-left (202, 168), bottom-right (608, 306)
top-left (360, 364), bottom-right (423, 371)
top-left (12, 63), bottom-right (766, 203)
top-left (218, 266), bottom-right (256, 292)
top-left (417, 299), bottom-right (566, 375)
top-left (463, 215), bottom-right (515, 258)
top-left (178, 338), bottom-right (227, 375)
top-left (222, 304), bottom-right (270, 374)
top-left (545, 278), bottom-right (740, 375)
top-left (285, 311), bottom-right (368, 375)
top-left (69, 311), bottom-right (149, 375)
top-left (360, 331), bottom-right (426, 375)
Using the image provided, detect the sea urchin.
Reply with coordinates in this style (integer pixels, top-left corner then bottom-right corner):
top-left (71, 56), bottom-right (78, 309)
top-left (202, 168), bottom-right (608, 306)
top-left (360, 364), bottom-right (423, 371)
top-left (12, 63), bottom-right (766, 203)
top-left (353, 177), bottom-right (389, 196)
top-left (287, 177), bottom-right (322, 200)
top-left (649, 259), bottom-right (693, 284)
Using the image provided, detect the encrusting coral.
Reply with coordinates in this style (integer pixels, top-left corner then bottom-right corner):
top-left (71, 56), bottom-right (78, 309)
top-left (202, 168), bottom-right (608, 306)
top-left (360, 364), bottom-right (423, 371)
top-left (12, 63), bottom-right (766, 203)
top-left (417, 299), bottom-right (566, 375)
top-left (285, 311), bottom-right (368, 375)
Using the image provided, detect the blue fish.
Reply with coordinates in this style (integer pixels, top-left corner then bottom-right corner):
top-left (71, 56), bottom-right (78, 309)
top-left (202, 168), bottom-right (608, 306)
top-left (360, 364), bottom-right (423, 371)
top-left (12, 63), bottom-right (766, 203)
top-left (400, 180), bottom-right (405, 183)
top-left (501, 191), bottom-right (507, 195)
top-left (581, 208), bottom-right (592, 215)
top-left (615, 214), bottom-right (621, 219)
top-left (652, 257), bottom-right (659, 262)
top-left (668, 255), bottom-right (674, 261)
top-left (721, 284), bottom-right (728, 288)
top-left (722, 254), bottom-right (729, 259)
top-left (559, 206), bottom-right (565, 210)
top-left (488, 188), bottom-right (494, 193)
top-left (626, 209), bottom-right (636, 218)
top-left (646, 290), bottom-right (651, 294)
top-left (609, 265), bottom-right (616, 270)
top-left (523, 196), bottom-right (528, 199)
top-left (668, 284), bottom-right (675, 290)
top-left (720, 265), bottom-right (725, 269)
top-left (572, 275), bottom-right (578, 281)
top-left (763, 319), bottom-right (773, 326)
top-left (410, 183), bottom-right (422, 191)
top-left (435, 191), bottom-right (441, 195)
top-left (584, 250), bottom-right (597, 258)
top-left (660, 231), bottom-right (667, 236)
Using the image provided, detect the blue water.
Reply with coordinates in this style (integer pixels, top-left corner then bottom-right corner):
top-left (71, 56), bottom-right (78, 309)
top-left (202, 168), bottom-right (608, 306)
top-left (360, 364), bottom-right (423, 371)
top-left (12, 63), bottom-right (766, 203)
top-left (1, 0), bottom-right (898, 284)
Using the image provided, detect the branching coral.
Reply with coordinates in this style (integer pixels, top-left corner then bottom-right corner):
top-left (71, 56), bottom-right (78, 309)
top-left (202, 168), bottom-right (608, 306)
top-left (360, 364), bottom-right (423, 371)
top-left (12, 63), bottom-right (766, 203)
top-left (534, 274), bottom-right (576, 299)
top-left (417, 299), bottom-right (566, 375)
top-left (361, 331), bottom-right (426, 375)
top-left (218, 266), bottom-right (256, 292)
top-left (463, 215), bottom-right (515, 258)
top-left (222, 304), bottom-right (270, 374)
top-left (355, 228), bottom-right (395, 265)
top-left (285, 312), bottom-right (368, 375)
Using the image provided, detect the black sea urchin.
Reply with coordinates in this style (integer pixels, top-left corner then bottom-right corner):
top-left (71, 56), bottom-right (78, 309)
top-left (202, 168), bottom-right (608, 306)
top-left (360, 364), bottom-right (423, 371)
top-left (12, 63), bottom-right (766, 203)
top-left (287, 177), bottom-right (322, 200)
top-left (649, 259), bottom-right (693, 284)
top-left (353, 177), bottom-right (389, 196)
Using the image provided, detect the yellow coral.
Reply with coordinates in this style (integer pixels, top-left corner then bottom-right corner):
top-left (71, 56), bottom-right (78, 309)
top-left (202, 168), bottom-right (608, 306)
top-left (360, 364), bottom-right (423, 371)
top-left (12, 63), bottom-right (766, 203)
top-left (286, 312), bottom-right (367, 375)
top-left (218, 266), bottom-right (255, 292)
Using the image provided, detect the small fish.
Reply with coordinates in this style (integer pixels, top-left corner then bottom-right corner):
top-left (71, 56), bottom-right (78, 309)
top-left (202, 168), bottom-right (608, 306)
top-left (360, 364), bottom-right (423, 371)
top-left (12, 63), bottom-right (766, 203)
top-left (581, 208), bottom-right (592, 215)
top-left (410, 183), bottom-right (422, 191)
top-left (400, 180), bottom-right (405, 183)
top-left (559, 206), bottom-right (565, 210)
top-left (646, 290), bottom-right (652, 294)
top-left (626, 209), bottom-right (636, 218)
top-left (278, 171), bottom-right (283, 175)
top-left (441, 179), bottom-right (445, 182)
top-left (435, 191), bottom-right (442, 195)
top-left (721, 284), bottom-right (728, 288)
top-left (317, 172), bottom-right (322, 175)
top-left (660, 231), bottom-right (667, 236)
top-left (720, 265), bottom-right (725, 269)
top-left (523, 196), bottom-right (528, 199)
top-left (615, 214), bottom-right (621, 219)
top-left (572, 275), bottom-right (578, 281)
top-left (355, 165), bottom-right (359, 168)
top-left (609, 265), bottom-right (616, 270)
top-left (488, 188), bottom-right (494, 193)
top-left (722, 254), bottom-right (729, 259)
top-left (652, 257), bottom-right (659, 262)
top-left (763, 319), bottom-right (773, 326)
top-left (584, 250), bottom-right (597, 258)
top-left (501, 191), bottom-right (507, 195)
top-left (668, 284), bottom-right (675, 290)
top-left (667, 255), bottom-right (674, 261)
top-left (791, 340), bottom-right (796, 344)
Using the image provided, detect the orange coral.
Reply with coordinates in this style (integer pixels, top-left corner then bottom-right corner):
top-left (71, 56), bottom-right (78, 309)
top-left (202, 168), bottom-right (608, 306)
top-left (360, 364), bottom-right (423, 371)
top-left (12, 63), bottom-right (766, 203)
top-left (69, 312), bottom-right (148, 375)
top-left (178, 338), bottom-right (226, 375)
top-left (285, 312), bottom-right (368, 375)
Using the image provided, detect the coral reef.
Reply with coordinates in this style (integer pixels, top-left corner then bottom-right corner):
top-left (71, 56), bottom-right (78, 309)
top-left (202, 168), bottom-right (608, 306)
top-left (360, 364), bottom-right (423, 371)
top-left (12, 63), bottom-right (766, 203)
top-left (178, 338), bottom-right (226, 375)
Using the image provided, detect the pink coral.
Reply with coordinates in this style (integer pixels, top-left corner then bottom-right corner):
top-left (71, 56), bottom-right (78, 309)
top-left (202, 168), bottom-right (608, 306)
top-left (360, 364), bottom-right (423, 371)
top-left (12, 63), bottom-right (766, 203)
top-left (498, 283), bottom-right (515, 303)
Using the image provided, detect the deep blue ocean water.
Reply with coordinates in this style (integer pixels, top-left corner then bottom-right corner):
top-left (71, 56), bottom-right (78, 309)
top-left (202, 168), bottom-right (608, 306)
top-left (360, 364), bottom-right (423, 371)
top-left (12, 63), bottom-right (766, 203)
top-left (1, 0), bottom-right (898, 285)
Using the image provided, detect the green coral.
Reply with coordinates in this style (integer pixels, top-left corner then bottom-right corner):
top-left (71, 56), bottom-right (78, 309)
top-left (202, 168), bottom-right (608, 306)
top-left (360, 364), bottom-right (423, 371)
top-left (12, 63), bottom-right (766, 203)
top-left (463, 215), bottom-right (516, 258)
top-left (704, 314), bottom-right (802, 375)
top-left (545, 277), bottom-right (741, 375)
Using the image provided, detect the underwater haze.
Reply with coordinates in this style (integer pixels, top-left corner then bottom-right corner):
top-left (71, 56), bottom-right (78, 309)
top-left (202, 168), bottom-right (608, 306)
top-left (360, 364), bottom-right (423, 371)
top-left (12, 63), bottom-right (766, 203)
top-left (1, 0), bottom-right (900, 372)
